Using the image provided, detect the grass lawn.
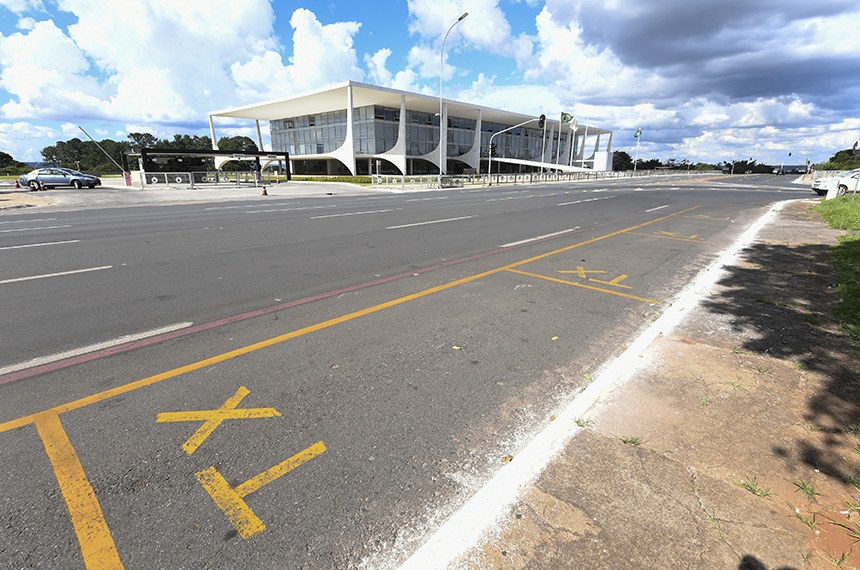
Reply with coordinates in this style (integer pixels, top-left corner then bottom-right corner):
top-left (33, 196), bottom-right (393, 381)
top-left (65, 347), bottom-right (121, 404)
top-left (815, 196), bottom-right (860, 353)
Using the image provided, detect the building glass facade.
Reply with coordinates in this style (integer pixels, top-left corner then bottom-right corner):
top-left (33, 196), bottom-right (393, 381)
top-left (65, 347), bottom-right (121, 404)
top-left (269, 102), bottom-right (575, 173)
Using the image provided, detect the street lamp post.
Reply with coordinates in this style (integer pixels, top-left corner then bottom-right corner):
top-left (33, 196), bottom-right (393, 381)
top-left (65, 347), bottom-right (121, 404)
top-left (439, 12), bottom-right (468, 188)
top-left (488, 115), bottom-right (544, 186)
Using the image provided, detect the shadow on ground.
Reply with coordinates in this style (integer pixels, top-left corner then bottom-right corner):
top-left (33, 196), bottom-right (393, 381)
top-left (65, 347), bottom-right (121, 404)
top-left (702, 238), bottom-right (860, 482)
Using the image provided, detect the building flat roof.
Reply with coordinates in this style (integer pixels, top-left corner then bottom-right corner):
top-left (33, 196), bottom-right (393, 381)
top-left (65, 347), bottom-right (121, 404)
top-left (209, 81), bottom-right (610, 135)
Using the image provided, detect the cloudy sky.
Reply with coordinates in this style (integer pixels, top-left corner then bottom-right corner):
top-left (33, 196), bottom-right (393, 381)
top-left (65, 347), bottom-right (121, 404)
top-left (1, 0), bottom-right (858, 165)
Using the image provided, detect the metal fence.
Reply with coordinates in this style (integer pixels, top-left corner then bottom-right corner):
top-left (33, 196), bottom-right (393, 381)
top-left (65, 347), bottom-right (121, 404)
top-left (140, 171), bottom-right (284, 188)
top-left (371, 169), bottom-right (723, 190)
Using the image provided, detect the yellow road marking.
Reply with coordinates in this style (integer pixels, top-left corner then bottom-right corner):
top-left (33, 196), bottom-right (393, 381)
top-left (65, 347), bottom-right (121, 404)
top-left (34, 412), bottom-right (124, 569)
top-left (682, 214), bottom-right (731, 222)
top-left (156, 386), bottom-right (281, 455)
top-left (0, 205), bottom-right (698, 436)
top-left (506, 269), bottom-right (660, 304)
top-left (0, 206), bottom-right (698, 565)
top-left (558, 266), bottom-right (606, 278)
top-left (196, 441), bottom-right (327, 539)
top-left (589, 274), bottom-right (632, 289)
top-left (626, 231), bottom-right (707, 243)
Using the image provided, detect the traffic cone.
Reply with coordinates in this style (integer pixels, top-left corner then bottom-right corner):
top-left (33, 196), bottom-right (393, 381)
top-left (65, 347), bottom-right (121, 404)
top-left (261, 186), bottom-right (268, 196)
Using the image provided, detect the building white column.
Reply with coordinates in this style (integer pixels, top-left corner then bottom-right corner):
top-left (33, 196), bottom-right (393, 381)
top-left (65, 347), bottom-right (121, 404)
top-left (208, 115), bottom-right (217, 150)
top-left (378, 95), bottom-right (407, 175)
top-left (255, 120), bottom-right (264, 151)
top-left (331, 83), bottom-right (357, 175)
top-left (420, 103), bottom-right (446, 173)
top-left (460, 109), bottom-right (482, 173)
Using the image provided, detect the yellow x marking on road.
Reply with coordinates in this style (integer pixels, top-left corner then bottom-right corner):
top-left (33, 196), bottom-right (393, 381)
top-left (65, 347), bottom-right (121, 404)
top-left (157, 386), bottom-right (281, 454)
top-left (558, 266), bottom-right (606, 278)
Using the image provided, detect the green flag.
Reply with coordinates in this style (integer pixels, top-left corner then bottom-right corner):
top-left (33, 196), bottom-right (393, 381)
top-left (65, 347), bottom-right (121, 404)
top-left (634, 128), bottom-right (642, 139)
top-left (560, 112), bottom-right (574, 124)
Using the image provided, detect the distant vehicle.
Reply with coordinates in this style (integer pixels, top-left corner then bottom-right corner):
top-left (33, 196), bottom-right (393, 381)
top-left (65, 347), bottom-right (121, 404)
top-left (18, 168), bottom-right (101, 190)
top-left (811, 168), bottom-right (860, 196)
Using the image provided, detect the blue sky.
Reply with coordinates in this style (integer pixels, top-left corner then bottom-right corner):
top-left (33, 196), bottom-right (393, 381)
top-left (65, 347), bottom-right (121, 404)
top-left (1, 0), bottom-right (858, 165)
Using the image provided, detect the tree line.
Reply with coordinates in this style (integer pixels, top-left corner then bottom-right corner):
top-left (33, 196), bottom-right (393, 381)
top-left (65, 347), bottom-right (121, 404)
top-left (0, 133), bottom-right (260, 175)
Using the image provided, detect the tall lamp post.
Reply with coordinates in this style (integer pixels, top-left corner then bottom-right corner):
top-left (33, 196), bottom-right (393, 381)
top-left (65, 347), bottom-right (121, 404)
top-left (439, 12), bottom-right (468, 188)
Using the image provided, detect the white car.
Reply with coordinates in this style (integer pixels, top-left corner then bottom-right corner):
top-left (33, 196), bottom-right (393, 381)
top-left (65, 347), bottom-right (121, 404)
top-left (811, 168), bottom-right (860, 196)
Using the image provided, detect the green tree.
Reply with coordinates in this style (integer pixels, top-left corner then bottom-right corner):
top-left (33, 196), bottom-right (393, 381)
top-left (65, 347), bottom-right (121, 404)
top-left (816, 148), bottom-right (860, 171)
top-left (613, 150), bottom-right (633, 171)
top-left (217, 136), bottom-right (258, 152)
top-left (0, 150), bottom-right (30, 175)
top-left (127, 132), bottom-right (161, 149)
top-left (216, 136), bottom-right (259, 171)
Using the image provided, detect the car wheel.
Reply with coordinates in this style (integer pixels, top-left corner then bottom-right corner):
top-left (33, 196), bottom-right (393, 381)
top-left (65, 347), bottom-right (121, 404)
top-left (28, 181), bottom-right (39, 191)
top-left (838, 185), bottom-right (847, 196)
top-left (72, 180), bottom-right (82, 189)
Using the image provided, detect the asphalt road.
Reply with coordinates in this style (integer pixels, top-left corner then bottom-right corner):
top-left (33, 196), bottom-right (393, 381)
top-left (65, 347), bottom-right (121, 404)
top-left (0, 175), bottom-right (812, 569)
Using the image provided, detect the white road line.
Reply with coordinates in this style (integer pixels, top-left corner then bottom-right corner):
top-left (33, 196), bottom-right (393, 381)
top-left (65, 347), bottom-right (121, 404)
top-left (310, 209), bottom-right (395, 219)
top-left (0, 240), bottom-right (80, 251)
top-left (386, 216), bottom-right (473, 230)
top-left (396, 200), bottom-right (795, 570)
top-left (500, 227), bottom-right (580, 248)
top-left (644, 204), bottom-right (670, 212)
top-left (0, 224), bottom-right (71, 233)
top-left (591, 188), bottom-right (608, 192)
top-left (405, 197), bottom-right (448, 202)
top-left (0, 321), bottom-right (194, 376)
top-left (0, 217), bottom-right (57, 225)
top-left (246, 205), bottom-right (337, 214)
top-left (0, 265), bottom-right (113, 285)
top-left (557, 196), bottom-right (615, 206)
top-left (205, 204), bottom-right (287, 211)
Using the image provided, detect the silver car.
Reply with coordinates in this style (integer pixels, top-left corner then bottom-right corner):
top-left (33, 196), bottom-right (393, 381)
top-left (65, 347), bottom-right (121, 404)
top-left (18, 168), bottom-right (101, 190)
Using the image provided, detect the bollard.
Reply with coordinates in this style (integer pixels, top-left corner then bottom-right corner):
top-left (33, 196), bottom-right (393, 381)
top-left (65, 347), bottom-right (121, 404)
top-left (261, 186), bottom-right (268, 196)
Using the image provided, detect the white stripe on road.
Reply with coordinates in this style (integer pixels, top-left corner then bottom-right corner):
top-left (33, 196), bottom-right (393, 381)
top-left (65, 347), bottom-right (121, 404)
top-left (0, 322), bottom-right (194, 376)
top-left (405, 197), bottom-right (448, 202)
top-left (246, 205), bottom-right (337, 214)
top-left (644, 204), bottom-right (670, 212)
top-left (557, 196), bottom-right (615, 206)
top-left (500, 227), bottom-right (580, 248)
top-left (0, 265), bottom-right (113, 285)
top-left (386, 216), bottom-right (474, 230)
top-left (310, 209), bottom-right (395, 219)
top-left (0, 217), bottom-right (57, 225)
top-left (0, 240), bottom-right (80, 251)
top-left (0, 225), bottom-right (71, 233)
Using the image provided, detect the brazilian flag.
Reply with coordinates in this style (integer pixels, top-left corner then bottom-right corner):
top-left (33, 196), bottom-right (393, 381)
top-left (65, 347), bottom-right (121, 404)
top-left (560, 112), bottom-right (574, 123)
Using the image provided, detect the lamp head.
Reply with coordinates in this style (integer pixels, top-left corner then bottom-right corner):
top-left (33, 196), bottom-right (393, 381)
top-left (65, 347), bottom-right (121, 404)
top-left (458, 12), bottom-right (469, 21)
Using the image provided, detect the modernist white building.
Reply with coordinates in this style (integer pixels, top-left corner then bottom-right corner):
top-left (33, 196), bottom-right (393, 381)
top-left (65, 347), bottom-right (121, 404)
top-left (208, 81), bottom-right (613, 176)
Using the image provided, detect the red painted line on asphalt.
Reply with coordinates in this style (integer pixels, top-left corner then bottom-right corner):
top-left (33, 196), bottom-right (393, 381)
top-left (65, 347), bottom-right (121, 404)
top-left (0, 239), bottom-right (554, 386)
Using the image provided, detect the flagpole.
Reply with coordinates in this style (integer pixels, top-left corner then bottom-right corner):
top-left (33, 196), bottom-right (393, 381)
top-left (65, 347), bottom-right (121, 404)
top-left (633, 128), bottom-right (641, 172)
top-left (582, 117), bottom-right (589, 168)
top-left (568, 119), bottom-right (576, 167)
top-left (556, 114), bottom-right (562, 167)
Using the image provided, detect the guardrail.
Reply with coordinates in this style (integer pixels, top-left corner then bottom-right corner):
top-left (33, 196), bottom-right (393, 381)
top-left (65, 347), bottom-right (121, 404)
top-left (371, 169), bottom-right (723, 189)
top-left (140, 171), bottom-right (284, 189)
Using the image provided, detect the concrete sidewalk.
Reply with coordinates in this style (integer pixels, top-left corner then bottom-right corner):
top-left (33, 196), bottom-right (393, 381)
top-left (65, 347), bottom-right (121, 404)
top-left (0, 180), bottom-right (390, 211)
top-left (448, 200), bottom-right (859, 569)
